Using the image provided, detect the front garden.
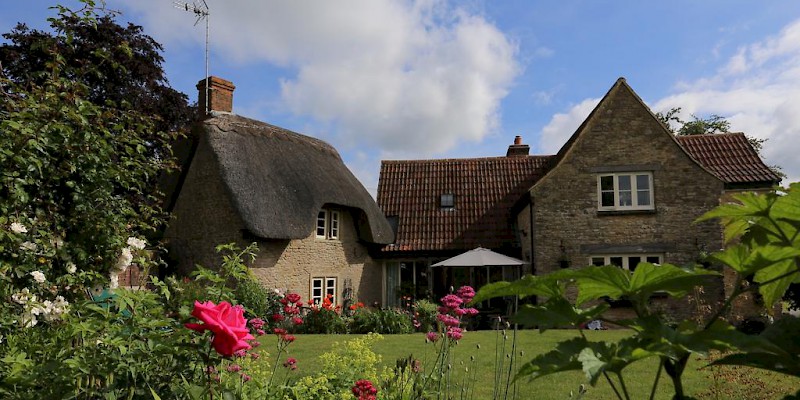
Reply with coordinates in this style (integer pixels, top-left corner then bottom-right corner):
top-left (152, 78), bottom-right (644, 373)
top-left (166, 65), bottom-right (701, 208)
top-left (2, 2), bottom-right (800, 399)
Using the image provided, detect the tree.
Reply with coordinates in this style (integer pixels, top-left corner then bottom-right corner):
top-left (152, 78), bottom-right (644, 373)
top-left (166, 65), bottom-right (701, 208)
top-left (0, 7), bottom-right (195, 136)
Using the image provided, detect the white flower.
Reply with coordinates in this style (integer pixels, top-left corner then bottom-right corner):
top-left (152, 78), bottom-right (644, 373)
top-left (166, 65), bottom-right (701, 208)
top-left (109, 271), bottom-right (119, 289)
top-left (50, 236), bottom-right (64, 248)
top-left (42, 296), bottom-right (69, 322)
top-left (21, 311), bottom-right (38, 328)
top-left (126, 237), bottom-right (146, 250)
top-left (10, 222), bottom-right (27, 234)
top-left (66, 262), bottom-right (77, 274)
top-left (30, 271), bottom-right (46, 284)
top-left (113, 247), bottom-right (133, 272)
top-left (11, 288), bottom-right (34, 305)
top-left (20, 241), bottom-right (37, 252)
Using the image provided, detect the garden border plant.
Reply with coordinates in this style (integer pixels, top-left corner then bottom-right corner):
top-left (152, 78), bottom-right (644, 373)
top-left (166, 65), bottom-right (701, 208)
top-left (474, 182), bottom-right (800, 400)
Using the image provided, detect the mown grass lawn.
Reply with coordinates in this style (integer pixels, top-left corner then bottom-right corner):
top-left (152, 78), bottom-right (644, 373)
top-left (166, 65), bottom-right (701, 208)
top-left (259, 329), bottom-right (800, 399)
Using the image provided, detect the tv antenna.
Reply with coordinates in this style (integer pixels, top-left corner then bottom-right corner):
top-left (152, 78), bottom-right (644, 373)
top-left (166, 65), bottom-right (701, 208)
top-left (174, 0), bottom-right (211, 114)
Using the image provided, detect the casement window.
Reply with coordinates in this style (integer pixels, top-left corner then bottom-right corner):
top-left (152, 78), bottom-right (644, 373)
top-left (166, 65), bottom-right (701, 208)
top-left (598, 172), bottom-right (654, 211)
top-left (316, 209), bottom-right (340, 239)
top-left (311, 277), bottom-right (337, 305)
top-left (590, 254), bottom-right (662, 272)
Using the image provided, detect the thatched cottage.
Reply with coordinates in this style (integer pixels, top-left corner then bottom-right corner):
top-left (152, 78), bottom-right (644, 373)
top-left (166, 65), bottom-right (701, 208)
top-left (163, 77), bottom-right (394, 305)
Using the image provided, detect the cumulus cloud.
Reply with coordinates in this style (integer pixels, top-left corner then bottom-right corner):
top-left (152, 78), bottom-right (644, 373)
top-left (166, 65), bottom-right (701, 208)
top-left (117, 0), bottom-right (519, 155)
top-left (537, 98), bottom-right (599, 154)
top-left (537, 19), bottom-right (800, 183)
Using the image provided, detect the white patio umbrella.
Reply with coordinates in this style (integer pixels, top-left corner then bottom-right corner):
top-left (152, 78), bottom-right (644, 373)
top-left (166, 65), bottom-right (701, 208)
top-left (431, 247), bottom-right (524, 267)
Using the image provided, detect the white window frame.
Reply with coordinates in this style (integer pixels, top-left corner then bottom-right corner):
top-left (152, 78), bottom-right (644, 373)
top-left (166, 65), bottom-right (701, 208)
top-left (597, 172), bottom-right (654, 211)
top-left (590, 254), bottom-right (662, 271)
top-left (316, 209), bottom-right (340, 240)
top-left (311, 277), bottom-right (337, 305)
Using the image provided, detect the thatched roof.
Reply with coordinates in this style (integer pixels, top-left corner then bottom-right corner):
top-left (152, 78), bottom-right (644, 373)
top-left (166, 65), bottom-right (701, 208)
top-left (187, 112), bottom-right (393, 244)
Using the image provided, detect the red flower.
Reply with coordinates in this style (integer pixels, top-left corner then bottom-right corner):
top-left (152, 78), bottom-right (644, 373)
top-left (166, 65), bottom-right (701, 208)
top-left (292, 317), bottom-right (304, 325)
top-left (185, 301), bottom-right (255, 357)
top-left (283, 357), bottom-right (298, 370)
top-left (282, 334), bottom-right (296, 343)
top-left (286, 292), bottom-right (302, 304)
top-left (273, 328), bottom-right (287, 335)
top-left (352, 379), bottom-right (378, 400)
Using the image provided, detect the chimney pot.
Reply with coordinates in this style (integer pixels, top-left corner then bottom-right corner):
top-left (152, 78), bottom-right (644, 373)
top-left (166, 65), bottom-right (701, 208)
top-left (197, 76), bottom-right (235, 117)
top-left (506, 135), bottom-right (530, 157)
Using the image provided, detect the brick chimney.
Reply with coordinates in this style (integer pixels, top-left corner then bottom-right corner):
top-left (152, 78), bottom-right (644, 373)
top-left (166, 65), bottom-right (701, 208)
top-left (506, 135), bottom-right (530, 156)
top-left (197, 76), bottom-right (235, 116)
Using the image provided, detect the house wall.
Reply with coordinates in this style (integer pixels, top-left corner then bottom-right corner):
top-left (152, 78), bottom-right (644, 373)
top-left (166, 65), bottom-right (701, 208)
top-left (165, 134), bottom-right (382, 306)
top-left (250, 209), bottom-right (382, 306)
top-left (525, 85), bottom-right (725, 321)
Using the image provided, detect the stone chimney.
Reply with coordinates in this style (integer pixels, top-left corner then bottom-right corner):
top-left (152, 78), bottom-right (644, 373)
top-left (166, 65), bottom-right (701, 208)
top-left (197, 76), bottom-right (235, 116)
top-left (506, 135), bottom-right (530, 156)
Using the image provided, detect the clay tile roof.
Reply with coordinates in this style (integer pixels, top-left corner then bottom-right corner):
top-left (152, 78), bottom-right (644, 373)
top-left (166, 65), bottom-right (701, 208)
top-left (676, 133), bottom-right (781, 186)
top-left (377, 155), bottom-right (553, 252)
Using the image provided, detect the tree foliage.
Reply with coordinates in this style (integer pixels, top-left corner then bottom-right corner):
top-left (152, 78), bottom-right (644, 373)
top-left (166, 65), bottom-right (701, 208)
top-left (0, 5), bottom-right (194, 136)
top-left (0, 1), bottom-right (177, 290)
top-left (475, 183), bottom-right (800, 399)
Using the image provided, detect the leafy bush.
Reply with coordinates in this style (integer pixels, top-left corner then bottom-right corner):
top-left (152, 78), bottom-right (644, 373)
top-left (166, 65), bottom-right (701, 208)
top-left (235, 274), bottom-right (283, 319)
top-left (302, 307), bottom-right (348, 334)
top-left (349, 307), bottom-right (414, 334)
top-left (413, 299), bottom-right (438, 332)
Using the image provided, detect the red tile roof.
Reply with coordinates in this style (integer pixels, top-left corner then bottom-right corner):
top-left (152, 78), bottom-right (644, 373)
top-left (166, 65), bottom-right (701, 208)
top-left (676, 133), bottom-right (781, 185)
top-left (377, 156), bottom-right (552, 253)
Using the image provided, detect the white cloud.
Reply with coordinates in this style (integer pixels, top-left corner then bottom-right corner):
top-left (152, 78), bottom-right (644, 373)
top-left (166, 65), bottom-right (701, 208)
top-left (117, 0), bottom-right (519, 155)
top-left (538, 19), bottom-right (800, 184)
top-left (537, 98), bottom-right (599, 154)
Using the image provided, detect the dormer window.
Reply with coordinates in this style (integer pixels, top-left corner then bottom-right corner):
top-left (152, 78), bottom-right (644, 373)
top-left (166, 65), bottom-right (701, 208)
top-left (316, 209), bottom-right (340, 239)
top-left (440, 193), bottom-right (455, 210)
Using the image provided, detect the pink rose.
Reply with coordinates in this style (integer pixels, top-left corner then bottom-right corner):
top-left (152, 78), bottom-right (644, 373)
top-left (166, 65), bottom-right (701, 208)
top-left (185, 301), bottom-right (255, 357)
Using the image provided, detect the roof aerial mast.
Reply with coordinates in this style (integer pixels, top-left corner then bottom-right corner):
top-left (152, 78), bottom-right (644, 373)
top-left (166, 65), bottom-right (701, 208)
top-left (173, 0), bottom-right (210, 114)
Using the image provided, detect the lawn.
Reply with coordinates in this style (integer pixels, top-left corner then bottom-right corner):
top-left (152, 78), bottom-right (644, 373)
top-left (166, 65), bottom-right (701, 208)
top-left (259, 329), bottom-right (800, 400)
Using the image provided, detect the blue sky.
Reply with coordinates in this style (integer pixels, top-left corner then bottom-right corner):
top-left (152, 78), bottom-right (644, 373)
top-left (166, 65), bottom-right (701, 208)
top-left (3, 1), bottom-right (800, 194)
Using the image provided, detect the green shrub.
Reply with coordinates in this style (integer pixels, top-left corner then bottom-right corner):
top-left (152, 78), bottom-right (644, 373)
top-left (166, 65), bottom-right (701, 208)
top-left (301, 308), bottom-right (348, 334)
top-left (234, 275), bottom-right (283, 319)
top-left (349, 307), bottom-right (414, 334)
top-left (413, 299), bottom-right (438, 332)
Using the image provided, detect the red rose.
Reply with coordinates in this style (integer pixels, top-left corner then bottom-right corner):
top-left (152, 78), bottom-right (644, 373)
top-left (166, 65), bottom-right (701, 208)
top-left (185, 301), bottom-right (255, 357)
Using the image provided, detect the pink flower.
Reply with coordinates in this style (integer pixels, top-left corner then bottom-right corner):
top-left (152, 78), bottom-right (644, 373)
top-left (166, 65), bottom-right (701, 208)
top-left (463, 307), bottom-right (479, 317)
top-left (257, 329), bottom-right (266, 335)
top-left (454, 308), bottom-right (467, 316)
top-left (249, 318), bottom-right (265, 329)
top-left (284, 305), bottom-right (300, 315)
top-left (457, 286), bottom-right (475, 303)
top-left (446, 327), bottom-right (463, 341)
top-left (283, 357), bottom-right (298, 370)
top-left (292, 317), bottom-right (304, 325)
top-left (233, 349), bottom-right (247, 358)
top-left (436, 313), bottom-right (460, 327)
top-left (282, 334), bottom-right (296, 343)
top-left (226, 364), bottom-right (242, 372)
top-left (273, 328), bottom-right (287, 335)
top-left (440, 294), bottom-right (463, 309)
top-left (241, 373), bottom-right (251, 382)
top-left (426, 331), bottom-right (439, 342)
top-left (251, 340), bottom-right (261, 347)
top-left (250, 352), bottom-right (260, 360)
top-left (185, 301), bottom-right (255, 357)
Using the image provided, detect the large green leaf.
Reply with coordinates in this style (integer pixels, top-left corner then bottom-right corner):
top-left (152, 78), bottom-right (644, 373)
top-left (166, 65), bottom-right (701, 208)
top-left (511, 297), bottom-right (609, 331)
top-left (515, 337), bottom-right (587, 382)
top-left (628, 263), bottom-right (718, 299)
top-left (472, 274), bottom-right (564, 304)
top-left (712, 317), bottom-right (800, 377)
top-left (577, 339), bottom-right (656, 385)
top-left (571, 266), bottom-right (631, 305)
top-left (754, 258), bottom-right (799, 308)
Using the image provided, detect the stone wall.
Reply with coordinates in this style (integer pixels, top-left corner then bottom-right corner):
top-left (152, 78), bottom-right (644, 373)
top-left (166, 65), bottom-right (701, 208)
top-left (165, 134), bottom-right (382, 306)
top-left (524, 82), bottom-right (725, 321)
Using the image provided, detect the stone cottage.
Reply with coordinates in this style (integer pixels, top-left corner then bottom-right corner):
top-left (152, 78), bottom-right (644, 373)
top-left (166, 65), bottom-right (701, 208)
top-left (377, 78), bottom-right (780, 318)
top-left (163, 77), bottom-right (394, 305)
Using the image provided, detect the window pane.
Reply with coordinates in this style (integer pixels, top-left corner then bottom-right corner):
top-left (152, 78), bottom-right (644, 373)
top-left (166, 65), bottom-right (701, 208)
top-left (600, 176), bottom-right (614, 191)
top-left (637, 190), bottom-right (651, 206)
top-left (646, 256), bottom-right (661, 264)
top-left (441, 193), bottom-right (454, 208)
top-left (601, 192), bottom-right (615, 207)
top-left (329, 211), bottom-right (339, 238)
top-left (636, 174), bottom-right (650, 189)
top-left (610, 257), bottom-right (623, 267)
top-left (591, 257), bottom-right (605, 266)
top-left (618, 175), bottom-right (631, 190)
top-left (619, 191), bottom-right (632, 206)
top-left (316, 211), bottom-right (326, 236)
top-left (628, 256), bottom-right (641, 272)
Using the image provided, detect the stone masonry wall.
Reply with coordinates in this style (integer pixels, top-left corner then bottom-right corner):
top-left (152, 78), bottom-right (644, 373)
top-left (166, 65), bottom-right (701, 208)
top-left (526, 83), bottom-right (725, 321)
